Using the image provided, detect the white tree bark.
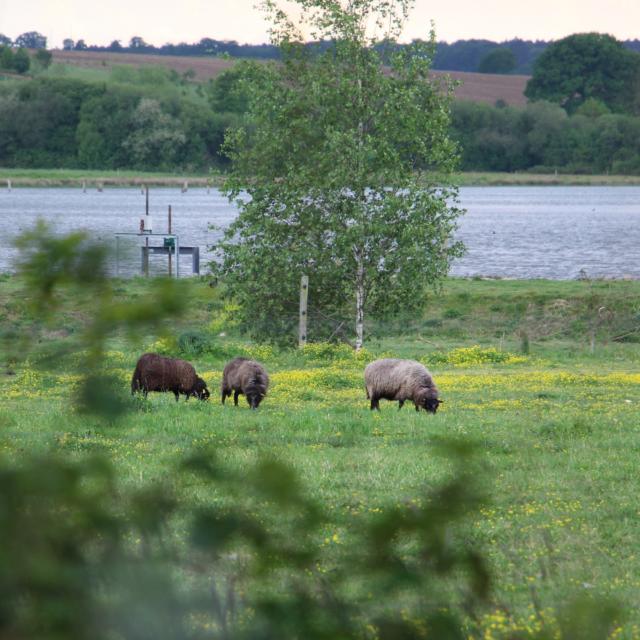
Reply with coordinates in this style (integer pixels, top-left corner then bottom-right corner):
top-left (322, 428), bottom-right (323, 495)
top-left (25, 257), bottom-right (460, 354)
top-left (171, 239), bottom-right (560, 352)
top-left (355, 253), bottom-right (365, 351)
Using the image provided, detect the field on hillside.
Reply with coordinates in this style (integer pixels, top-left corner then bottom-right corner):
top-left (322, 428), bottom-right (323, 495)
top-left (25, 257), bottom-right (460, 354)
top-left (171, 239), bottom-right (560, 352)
top-left (2, 274), bottom-right (640, 637)
top-left (51, 49), bottom-right (529, 106)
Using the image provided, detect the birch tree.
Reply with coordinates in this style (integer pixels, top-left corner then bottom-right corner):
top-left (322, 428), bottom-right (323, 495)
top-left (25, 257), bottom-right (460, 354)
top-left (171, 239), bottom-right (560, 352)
top-left (214, 0), bottom-right (464, 348)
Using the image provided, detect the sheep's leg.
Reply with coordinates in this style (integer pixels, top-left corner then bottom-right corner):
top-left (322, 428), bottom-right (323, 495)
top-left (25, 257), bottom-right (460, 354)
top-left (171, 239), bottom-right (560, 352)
top-left (398, 400), bottom-right (405, 410)
top-left (414, 402), bottom-right (420, 412)
top-left (233, 391), bottom-right (240, 406)
top-left (370, 396), bottom-right (380, 411)
top-left (174, 391), bottom-right (180, 402)
top-left (221, 389), bottom-right (228, 404)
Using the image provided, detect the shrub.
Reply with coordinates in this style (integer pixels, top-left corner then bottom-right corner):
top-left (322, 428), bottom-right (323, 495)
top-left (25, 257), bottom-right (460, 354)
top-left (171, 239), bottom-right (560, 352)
top-left (177, 330), bottom-right (211, 356)
top-left (428, 345), bottom-right (527, 366)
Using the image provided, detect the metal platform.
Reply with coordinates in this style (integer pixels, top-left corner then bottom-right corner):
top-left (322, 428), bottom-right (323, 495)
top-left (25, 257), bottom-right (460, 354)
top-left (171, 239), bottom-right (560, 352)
top-left (114, 232), bottom-right (199, 277)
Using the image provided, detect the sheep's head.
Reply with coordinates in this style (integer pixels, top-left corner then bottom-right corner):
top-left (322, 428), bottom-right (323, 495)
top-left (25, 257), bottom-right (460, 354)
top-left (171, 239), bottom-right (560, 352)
top-left (423, 397), bottom-right (442, 414)
top-left (416, 388), bottom-right (442, 414)
top-left (192, 377), bottom-right (210, 401)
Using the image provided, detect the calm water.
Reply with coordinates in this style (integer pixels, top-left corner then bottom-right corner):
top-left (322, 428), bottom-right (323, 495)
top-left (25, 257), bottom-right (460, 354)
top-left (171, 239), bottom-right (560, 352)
top-left (0, 186), bottom-right (638, 279)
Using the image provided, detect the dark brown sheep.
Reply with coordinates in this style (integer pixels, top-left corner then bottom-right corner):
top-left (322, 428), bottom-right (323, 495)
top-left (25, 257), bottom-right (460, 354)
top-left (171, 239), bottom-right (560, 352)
top-left (364, 358), bottom-right (441, 413)
top-left (131, 353), bottom-right (210, 401)
top-left (221, 357), bottom-right (269, 409)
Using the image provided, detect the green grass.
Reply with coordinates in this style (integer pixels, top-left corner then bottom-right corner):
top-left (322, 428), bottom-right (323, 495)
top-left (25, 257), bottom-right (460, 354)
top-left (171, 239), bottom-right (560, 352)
top-left (2, 276), bottom-right (640, 637)
top-left (454, 172), bottom-right (640, 186)
top-left (0, 167), bottom-right (223, 187)
top-left (3, 167), bottom-right (640, 187)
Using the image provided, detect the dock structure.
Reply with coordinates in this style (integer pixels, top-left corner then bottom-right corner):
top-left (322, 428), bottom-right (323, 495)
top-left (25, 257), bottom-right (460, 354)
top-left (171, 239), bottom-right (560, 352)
top-left (114, 232), bottom-right (201, 277)
top-left (141, 245), bottom-right (200, 275)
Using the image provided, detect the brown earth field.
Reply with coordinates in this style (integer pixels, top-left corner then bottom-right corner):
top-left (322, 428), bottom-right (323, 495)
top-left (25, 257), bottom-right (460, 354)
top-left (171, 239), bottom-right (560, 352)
top-left (51, 49), bottom-right (529, 107)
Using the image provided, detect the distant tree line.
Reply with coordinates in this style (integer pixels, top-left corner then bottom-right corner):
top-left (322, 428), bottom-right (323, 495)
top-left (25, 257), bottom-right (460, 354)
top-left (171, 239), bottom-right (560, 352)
top-left (0, 31), bottom-right (639, 174)
top-left (3, 29), bottom-right (640, 74)
top-left (0, 45), bottom-right (52, 75)
top-left (0, 70), bottom-right (242, 170)
top-left (0, 70), bottom-right (638, 175)
top-left (452, 100), bottom-right (640, 174)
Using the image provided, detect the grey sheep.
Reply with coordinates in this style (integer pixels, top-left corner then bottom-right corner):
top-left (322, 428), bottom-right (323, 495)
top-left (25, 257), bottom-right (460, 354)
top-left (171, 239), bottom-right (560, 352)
top-left (131, 353), bottom-right (210, 401)
top-left (221, 357), bottom-right (269, 409)
top-left (364, 358), bottom-right (441, 413)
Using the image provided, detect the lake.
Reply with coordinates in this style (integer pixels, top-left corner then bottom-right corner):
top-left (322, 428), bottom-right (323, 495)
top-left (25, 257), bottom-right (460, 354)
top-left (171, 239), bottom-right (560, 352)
top-left (0, 185), bottom-right (638, 279)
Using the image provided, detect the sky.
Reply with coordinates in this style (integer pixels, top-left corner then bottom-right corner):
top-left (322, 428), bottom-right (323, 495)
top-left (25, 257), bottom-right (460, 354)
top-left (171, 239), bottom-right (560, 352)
top-left (1, 0), bottom-right (639, 48)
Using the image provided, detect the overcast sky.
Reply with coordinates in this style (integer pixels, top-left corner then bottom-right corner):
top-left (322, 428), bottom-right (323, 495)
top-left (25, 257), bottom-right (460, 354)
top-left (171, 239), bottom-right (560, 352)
top-left (1, 0), bottom-right (639, 48)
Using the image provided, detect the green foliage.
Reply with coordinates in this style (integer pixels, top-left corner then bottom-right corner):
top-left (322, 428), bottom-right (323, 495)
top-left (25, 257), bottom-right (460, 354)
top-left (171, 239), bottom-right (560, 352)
top-left (0, 78), bottom-right (102, 167)
top-left (0, 45), bottom-right (14, 71)
top-left (450, 99), bottom-right (640, 174)
top-left (428, 345), bottom-right (525, 366)
top-left (15, 30), bottom-right (47, 49)
top-left (0, 444), bottom-right (494, 640)
top-left (0, 71), bottom-right (233, 170)
top-left (12, 47), bottom-right (30, 74)
top-left (575, 98), bottom-right (611, 119)
top-left (525, 33), bottom-right (640, 114)
top-left (206, 63), bottom-right (252, 113)
top-left (215, 0), bottom-right (464, 348)
top-left (477, 47), bottom-right (516, 74)
top-left (9, 222), bottom-right (188, 417)
top-left (122, 98), bottom-right (186, 169)
top-left (34, 49), bottom-right (53, 70)
top-left (177, 329), bottom-right (212, 355)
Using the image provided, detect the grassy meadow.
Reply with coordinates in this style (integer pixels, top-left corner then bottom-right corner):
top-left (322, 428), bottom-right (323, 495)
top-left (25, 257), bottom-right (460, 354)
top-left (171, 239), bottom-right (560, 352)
top-left (2, 275), bottom-right (640, 637)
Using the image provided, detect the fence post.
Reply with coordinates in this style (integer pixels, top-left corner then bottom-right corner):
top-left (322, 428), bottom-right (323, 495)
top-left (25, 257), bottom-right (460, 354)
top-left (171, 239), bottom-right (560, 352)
top-left (168, 205), bottom-right (172, 276)
top-left (299, 275), bottom-right (309, 348)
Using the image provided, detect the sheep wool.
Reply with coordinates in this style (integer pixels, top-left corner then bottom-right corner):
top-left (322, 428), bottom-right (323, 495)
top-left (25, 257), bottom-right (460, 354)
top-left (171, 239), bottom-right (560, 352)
top-left (221, 357), bottom-right (269, 409)
top-left (364, 358), bottom-right (441, 413)
top-left (131, 353), bottom-right (210, 401)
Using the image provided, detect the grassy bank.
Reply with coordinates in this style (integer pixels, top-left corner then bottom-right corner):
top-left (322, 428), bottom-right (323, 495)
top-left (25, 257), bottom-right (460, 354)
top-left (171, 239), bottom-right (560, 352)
top-left (2, 275), bottom-right (640, 637)
top-left (1, 167), bottom-right (640, 188)
top-left (0, 167), bottom-right (224, 188)
top-left (454, 171), bottom-right (640, 186)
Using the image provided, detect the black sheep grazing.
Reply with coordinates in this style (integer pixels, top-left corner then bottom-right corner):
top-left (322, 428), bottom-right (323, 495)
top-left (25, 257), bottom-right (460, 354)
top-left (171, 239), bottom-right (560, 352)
top-left (221, 357), bottom-right (269, 409)
top-left (131, 353), bottom-right (210, 401)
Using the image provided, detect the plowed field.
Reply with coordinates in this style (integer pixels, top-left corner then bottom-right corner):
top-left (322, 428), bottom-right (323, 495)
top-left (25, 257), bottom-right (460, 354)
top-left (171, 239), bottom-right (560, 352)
top-left (52, 49), bottom-right (529, 106)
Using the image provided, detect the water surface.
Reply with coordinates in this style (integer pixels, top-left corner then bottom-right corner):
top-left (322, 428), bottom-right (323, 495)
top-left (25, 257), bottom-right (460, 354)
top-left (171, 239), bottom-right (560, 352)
top-left (0, 185), bottom-right (638, 279)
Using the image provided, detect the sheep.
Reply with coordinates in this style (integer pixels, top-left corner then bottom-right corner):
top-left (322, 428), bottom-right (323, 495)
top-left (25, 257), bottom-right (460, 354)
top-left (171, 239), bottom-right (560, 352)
top-left (221, 357), bottom-right (269, 409)
top-left (364, 358), bottom-right (441, 413)
top-left (131, 353), bottom-right (210, 401)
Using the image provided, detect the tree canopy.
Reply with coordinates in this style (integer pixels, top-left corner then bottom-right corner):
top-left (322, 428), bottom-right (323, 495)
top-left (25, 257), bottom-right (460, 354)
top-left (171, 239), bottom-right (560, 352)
top-left (14, 31), bottom-right (46, 49)
top-left (525, 33), bottom-right (640, 114)
top-left (477, 47), bottom-right (516, 74)
top-left (214, 0), bottom-right (464, 348)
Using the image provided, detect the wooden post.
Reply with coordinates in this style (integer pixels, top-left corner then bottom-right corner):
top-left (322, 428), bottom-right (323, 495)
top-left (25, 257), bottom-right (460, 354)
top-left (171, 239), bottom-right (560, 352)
top-left (192, 247), bottom-right (200, 274)
top-left (299, 275), bottom-right (309, 348)
top-left (6, 179), bottom-right (10, 192)
top-left (168, 205), bottom-right (172, 277)
top-left (144, 186), bottom-right (149, 277)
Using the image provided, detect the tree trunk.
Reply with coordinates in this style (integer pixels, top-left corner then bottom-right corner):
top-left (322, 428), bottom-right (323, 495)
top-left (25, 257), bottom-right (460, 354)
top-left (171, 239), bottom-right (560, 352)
top-left (355, 256), bottom-right (364, 351)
